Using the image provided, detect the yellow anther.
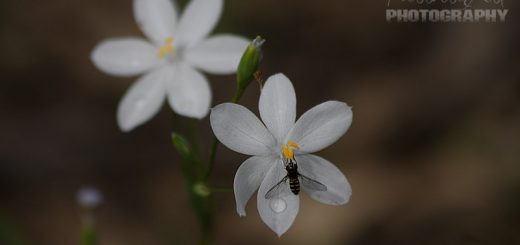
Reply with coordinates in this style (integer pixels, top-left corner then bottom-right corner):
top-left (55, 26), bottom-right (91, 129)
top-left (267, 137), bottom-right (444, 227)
top-left (287, 140), bottom-right (300, 150)
top-left (158, 37), bottom-right (175, 58)
top-left (282, 145), bottom-right (294, 160)
top-left (281, 141), bottom-right (299, 160)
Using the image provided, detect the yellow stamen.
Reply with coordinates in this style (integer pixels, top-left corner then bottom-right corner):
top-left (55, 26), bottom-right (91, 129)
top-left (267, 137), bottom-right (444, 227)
top-left (158, 37), bottom-right (175, 58)
top-left (282, 145), bottom-right (294, 160)
top-left (287, 140), bottom-right (300, 150)
top-left (281, 141), bottom-right (300, 160)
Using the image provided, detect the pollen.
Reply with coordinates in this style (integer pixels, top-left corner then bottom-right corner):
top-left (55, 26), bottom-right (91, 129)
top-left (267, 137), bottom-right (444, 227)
top-left (158, 37), bottom-right (175, 58)
top-left (281, 141), bottom-right (300, 160)
top-left (287, 140), bottom-right (300, 150)
top-left (282, 145), bottom-right (294, 160)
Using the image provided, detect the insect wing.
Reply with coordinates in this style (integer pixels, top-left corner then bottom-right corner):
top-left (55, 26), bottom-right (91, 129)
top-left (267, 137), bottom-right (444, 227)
top-left (264, 176), bottom-right (291, 199)
top-left (299, 174), bottom-right (327, 192)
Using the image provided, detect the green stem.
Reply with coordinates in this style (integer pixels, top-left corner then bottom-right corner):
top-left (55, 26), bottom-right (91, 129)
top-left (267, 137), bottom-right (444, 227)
top-left (231, 87), bottom-right (245, 104)
top-left (206, 138), bottom-right (219, 180)
top-left (80, 222), bottom-right (97, 245)
top-left (179, 151), bottom-right (214, 245)
top-left (172, 129), bottom-right (213, 244)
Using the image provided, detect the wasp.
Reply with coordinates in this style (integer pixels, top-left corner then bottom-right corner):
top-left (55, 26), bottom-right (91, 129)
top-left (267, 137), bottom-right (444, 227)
top-left (265, 157), bottom-right (327, 199)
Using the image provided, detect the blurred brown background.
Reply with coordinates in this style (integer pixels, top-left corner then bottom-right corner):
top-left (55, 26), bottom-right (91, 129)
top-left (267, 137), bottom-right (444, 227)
top-left (1, 0), bottom-right (520, 244)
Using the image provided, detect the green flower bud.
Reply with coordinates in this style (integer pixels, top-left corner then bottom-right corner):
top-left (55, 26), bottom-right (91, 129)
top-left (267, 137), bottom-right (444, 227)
top-left (171, 133), bottom-right (193, 160)
top-left (234, 36), bottom-right (265, 102)
top-left (193, 182), bottom-right (211, 197)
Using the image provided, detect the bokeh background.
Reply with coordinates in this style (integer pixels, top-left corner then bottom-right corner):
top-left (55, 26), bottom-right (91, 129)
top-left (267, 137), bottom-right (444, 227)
top-left (1, 0), bottom-right (520, 244)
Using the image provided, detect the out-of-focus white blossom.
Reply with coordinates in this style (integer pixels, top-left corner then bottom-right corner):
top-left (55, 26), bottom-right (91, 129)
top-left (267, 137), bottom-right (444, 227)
top-left (77, 187), bottom-right (103, 209)
top-left (91, 0), bottom-right (249, 131)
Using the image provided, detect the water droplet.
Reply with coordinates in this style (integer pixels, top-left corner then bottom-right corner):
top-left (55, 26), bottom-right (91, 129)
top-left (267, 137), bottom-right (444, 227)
top-left (270, 198), bottom-right (287, 213)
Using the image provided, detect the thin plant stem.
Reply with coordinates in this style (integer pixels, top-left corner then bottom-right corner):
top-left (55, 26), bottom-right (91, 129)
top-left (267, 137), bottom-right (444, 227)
top-left (206, 138), bottom-right (219, 181)
top-left (178, 140), bottom-right (214, 245)
top-left (172, 117), bottom-right (213, 245)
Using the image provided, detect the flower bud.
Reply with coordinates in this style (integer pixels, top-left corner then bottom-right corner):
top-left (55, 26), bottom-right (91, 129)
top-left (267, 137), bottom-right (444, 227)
top-left (193, 182), bottom-right (211, 197)
top-left (235, 36), bottom-right (265, 102)
top-left (171, 133), bottom-right (193, 160)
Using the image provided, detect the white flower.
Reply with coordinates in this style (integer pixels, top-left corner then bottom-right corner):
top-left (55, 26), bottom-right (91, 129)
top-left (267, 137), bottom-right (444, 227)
top-left (91, 0), bottom-right (249, 131)
top-left (210, 73), bottom-right (353, 236)
top-left (77, 187), bottom-right (103, 208)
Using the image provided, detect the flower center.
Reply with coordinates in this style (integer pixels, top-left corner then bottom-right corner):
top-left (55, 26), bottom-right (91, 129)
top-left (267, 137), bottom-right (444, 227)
top-left (158, 37), bottom-right (175, 58)
top-left (281, 140), bottom-right (300, 161)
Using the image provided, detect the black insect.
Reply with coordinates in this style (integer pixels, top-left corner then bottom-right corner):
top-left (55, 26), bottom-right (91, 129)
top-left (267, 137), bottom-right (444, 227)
top-left (265, 157), bottom-right (327, 199)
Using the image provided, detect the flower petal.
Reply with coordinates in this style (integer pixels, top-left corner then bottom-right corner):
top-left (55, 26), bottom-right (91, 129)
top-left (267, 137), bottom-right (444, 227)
top-left (234, 155), bottom-right (275, 216)
top-left (133, 0), bottom-right (177, 45)
top-left (91, 38), bottom-right (158, 77)
top-left (166, 63), bottom-right (211, 119)
top-left (117, 67), bottom-right (169, 132)
top-left (297, 154), bottom-right (351, 205)
top-left (287, 101), bottom-right (352, 153)
top-left (257, 161), bottom-right (299, 237)
top-left (210, 103), bottom-right (276, 156)
top-left (176, 0), bottom-right (223, 47)
top-left (184, 34), bottom-right (249, 74)
top-left (259, 73), bottom-right (297, 144)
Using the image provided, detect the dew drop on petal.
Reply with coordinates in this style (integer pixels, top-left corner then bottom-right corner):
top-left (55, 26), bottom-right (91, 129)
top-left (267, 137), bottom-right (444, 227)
top-left (270, 198), bottom-right (287, 213)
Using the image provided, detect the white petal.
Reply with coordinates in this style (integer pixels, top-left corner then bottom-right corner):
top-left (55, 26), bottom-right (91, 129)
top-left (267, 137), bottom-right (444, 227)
top-left (257, 161), bottom-right (299, 237)
top-left (184, 34), bottom-right (249, 74)
top-left (297, 154), bottom-right (351, 205)
top-left (286, 101), bottom-right (352, 153)
top-left (91, 38), bottom-right (158, 77)
top-left (210, 103), bottom-right (276, 156)
top-left (259, 73), bottom-right (297, 144)
top-left (117, 67), bottom-right (169, 132)
top-left (176, 0), bottom-right (223, 47)
top-left (166, 63), bottom-right (211, 119)
top-left (234, 156), bottom-right (275, 216)
top-left (133, 0), bottom-right (177, 45)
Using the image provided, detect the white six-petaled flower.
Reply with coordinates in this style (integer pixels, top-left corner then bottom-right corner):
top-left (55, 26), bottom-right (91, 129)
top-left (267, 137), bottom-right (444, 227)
top-left (91, 0), bottom-right (249, 131)
top-left (210, 73), bottom-right (353, 236)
